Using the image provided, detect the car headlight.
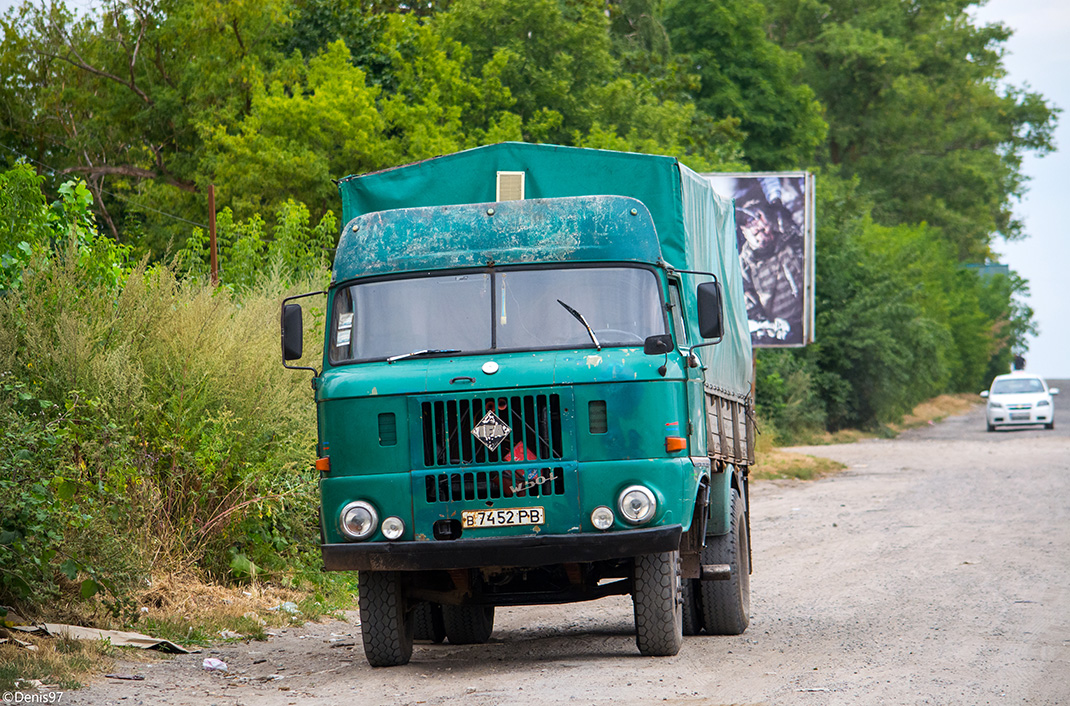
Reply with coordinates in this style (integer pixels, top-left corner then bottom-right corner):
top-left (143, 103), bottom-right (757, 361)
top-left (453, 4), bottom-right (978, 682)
top-left (591, 506), bottom-right (615, 530)
top-left (381, 516), bottom-right (405, 540)
top-left (1037, 400), bottom-right (1050, 407)
top-left (618, 485), bottom-right (656, 525)
top-left (339, 501), bottom-right (378, 541)
top-left (988, 401), bottom-right (1003, 409)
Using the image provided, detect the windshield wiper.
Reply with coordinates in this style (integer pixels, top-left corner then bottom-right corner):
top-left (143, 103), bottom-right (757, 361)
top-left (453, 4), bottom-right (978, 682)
top-left (557, 299), bottom-right (601, 350)
top-left (386, 348), bottom-right (460, 364)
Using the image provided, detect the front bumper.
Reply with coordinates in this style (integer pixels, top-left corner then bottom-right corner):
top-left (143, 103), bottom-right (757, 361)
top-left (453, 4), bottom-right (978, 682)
top-left (988, 407), bottom-right (1052, 426)
top-left (321, 524), bottom-right (682, 572)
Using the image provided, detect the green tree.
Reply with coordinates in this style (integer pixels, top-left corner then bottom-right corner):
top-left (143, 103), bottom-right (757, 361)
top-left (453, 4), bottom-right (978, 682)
top-left (1, 0), bottom-right (291, 253)
top-left (761, 0), bottom-right (1058, 259)
top-left (438, 0), bottom-right (742, 166)
top-left (664, 0), bottom-right (827, 170)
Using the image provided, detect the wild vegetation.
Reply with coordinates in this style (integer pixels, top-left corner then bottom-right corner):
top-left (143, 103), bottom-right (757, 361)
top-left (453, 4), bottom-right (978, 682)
top-left (0, 0), bottom-right (1057, 624)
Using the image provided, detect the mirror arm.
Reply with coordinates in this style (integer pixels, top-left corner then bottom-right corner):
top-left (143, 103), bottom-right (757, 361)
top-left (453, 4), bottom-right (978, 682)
top-left (282, 290), bottom-right (327, 381)
top-left (663, 264), bottom-right (718, 280)
top-left (684, 339), bottom-right (720, 368)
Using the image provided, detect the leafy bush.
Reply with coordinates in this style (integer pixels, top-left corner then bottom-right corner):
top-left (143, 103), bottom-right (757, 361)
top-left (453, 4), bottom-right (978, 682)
top-left (0, 167), bottom-right (330, 617)
top-left (179, 199), bottom-right (336, 290)
top-left (753, 349), bottom-right (825, 445)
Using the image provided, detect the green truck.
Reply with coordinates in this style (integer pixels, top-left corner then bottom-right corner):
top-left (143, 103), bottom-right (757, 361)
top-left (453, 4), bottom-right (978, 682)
top-left (281, 143), bottom-right (755, 667)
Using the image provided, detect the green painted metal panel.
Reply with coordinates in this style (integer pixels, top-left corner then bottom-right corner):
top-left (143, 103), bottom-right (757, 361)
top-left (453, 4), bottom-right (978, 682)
top-left (321, 473), bottom-right (415, 544)
top-left (333, 196), bottom-right (661, 283)
top-left (316, 349), bottom-right (685, 401)
top-left (706, 466), bottom-right (732, 536)
top-left (574, 459), bottom-right (703, 533)
top-left (319, 396), bottom-right (409, 478)
top-left (571, 381), bottom-right (688, 462)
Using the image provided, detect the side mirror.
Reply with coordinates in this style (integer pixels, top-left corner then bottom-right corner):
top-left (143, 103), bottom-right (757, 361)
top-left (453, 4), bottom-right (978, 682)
top-left (1050, 388), bottom-right (1060, 396)
top-left (980, 390), bottom-right (989, 398)
top-left (643, 333), bottom-right (673, 355)
top-left (282, 304), bottom-right (304, 361)
top-left (696, 281), bottom-right (724, 340)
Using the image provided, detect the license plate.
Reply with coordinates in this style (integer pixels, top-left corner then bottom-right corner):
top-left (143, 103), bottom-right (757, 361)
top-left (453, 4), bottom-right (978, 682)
top-left (1010, 413), bottom-right (1030, 421)
top-left (462, 506), bottom-right (545, 529)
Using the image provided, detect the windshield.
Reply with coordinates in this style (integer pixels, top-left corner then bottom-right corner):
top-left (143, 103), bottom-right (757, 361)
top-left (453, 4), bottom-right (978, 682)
top-left (330, 266), bottom-right (665, 363)
top-left (991, 377), bottom-right (1045, 394)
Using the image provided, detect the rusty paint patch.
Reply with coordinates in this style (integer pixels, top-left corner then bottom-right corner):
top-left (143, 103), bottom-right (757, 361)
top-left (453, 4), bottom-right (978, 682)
top-left (333, 196), bottom-right (661, 283)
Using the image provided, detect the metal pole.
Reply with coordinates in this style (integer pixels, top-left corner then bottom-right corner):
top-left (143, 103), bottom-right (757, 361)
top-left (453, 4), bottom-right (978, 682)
top-left (208, 184), bottom-right (218, 286)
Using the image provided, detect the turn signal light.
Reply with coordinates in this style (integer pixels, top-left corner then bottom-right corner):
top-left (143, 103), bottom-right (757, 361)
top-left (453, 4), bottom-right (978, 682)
top-left (665, 436), bottom-right (687, 453)
top-left (315, 457), bottom-right (331, 472)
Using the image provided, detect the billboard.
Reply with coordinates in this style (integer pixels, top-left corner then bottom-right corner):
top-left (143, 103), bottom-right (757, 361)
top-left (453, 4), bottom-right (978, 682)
top-left (703, 172), bottom-right (815, 347)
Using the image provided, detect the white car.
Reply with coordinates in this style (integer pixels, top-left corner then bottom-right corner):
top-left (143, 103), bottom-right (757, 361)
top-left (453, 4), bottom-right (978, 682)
top-left (981, 373), bottom-right (1059, 432)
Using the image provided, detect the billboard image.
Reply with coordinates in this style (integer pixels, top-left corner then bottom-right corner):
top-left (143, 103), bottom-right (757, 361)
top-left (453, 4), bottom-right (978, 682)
top-left (703, 172), bottom-right (815, 347)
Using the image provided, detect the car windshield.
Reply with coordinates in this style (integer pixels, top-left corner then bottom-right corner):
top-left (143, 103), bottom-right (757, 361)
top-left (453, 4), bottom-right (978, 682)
top-left (330, 266), bottom-right (665, 363)
top-left (991, 378), bottom-right (1045, 394)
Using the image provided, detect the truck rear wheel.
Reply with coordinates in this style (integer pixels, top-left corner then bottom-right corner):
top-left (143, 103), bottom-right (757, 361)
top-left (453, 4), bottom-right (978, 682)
top-left (700, 489), bottom-right (750, 635)
top-left (358, 570), bottom-right (414, 667)
top-left (413, 601), bottom-right (445, 643)
top-left (632, 550), bottom-right (684, 656)
top-left (681, 577), bottom-right (703, 636)
top-left (442, 605), bottom-right (495, 644)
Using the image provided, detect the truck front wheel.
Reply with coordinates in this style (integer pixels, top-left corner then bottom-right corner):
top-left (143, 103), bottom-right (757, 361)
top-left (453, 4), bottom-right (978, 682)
top-left (700, 488), bottom-right (750, 635)
top-left (358, 570), bottom-right (414, 667)
top-left (632, 550), bottom-right (684, 656)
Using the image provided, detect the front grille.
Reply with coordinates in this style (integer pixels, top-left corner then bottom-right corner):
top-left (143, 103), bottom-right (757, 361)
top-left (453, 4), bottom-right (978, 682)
top-left (421, 394), bottom-right (563, 467)
top-left (424, 467), bottom-right (566, 504)
top-left (1007, 403), bottom-right (1032, 410)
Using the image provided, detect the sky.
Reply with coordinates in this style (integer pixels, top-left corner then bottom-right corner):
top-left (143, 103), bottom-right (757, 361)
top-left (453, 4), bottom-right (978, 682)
top-left (971, 0), bottom-right (1070, 379)
top-left (1, 0), bottom-right (1065, 376)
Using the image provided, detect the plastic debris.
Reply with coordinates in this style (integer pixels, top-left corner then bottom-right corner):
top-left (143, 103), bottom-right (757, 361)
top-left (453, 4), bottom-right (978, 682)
top-left (242, 611), bottom-right (266, 626)
top-left (202, 658), bottom-right (229, 672)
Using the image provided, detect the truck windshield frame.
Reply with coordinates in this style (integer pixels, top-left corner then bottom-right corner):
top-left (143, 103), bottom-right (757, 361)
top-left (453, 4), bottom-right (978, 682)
top-left (328, 264), bottom-right (668, 365)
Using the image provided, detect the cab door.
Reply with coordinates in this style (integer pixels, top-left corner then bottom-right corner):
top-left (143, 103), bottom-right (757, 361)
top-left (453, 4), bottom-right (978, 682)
top-left (669, 281), bottom-right (707, 457)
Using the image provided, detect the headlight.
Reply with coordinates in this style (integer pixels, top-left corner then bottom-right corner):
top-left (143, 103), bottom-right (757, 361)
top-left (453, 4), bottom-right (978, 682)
top-left (988, 401), bottom-right (1003, 409)
top-left (339, 501), bottom-right (378, 541)
top-left (1037, 400), bottom-right (1050, 407)
top-left (381, 516), bottom-right (405, 540)
top-left (591, 506), bottom-right (615, 530)
top-left (618, 485), bottom-right (656, 525)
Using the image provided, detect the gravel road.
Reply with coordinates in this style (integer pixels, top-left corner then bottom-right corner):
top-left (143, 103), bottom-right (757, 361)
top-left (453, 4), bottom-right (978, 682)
top-left (65, 383), bottom-right (1070, 705)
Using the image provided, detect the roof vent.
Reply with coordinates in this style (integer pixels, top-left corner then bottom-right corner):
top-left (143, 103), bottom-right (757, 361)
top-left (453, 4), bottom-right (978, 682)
top-left (496, 171), bottom-right (525, 201)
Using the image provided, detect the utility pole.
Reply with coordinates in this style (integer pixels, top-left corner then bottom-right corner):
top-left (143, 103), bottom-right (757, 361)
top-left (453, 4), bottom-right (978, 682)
top-left (208, 184), bottom-right (218, 286)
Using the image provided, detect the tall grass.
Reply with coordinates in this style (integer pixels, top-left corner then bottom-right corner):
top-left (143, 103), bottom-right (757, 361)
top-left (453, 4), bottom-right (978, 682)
top-left (0, 242), bottom-right (328, 619)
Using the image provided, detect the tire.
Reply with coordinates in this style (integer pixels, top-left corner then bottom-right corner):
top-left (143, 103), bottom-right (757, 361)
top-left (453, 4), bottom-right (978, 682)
top-left (986, 422), bottom-right (995, 432)
top-left (358, 570), bottom-right (413, 667)
top-left (1045, 421), bottom-right (1054, 430)
top-left (681, 577), bottom-right (703, 636)
top-left (632, 550), bottom-right (683, 656)
top-left (700, 489), bottom-right (750, 635)
top-left (442, 604), bottom-right (495, 644)
top-left (412, 601), bottom-right (445, 643)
